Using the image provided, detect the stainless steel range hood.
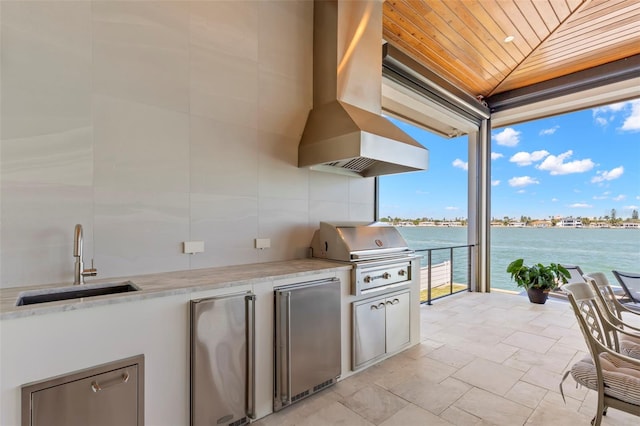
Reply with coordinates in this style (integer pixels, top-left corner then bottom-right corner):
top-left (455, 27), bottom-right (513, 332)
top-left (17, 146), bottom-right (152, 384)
top-left (298, 0), bottom-right (429, 178)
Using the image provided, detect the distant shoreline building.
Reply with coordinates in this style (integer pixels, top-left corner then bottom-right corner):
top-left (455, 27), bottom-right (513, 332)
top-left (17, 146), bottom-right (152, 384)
top-left (530, 220), bottom-right (551, 228)
top-left (391, 217), bottom-right (638, 229)
top-left (557, 217), bottom-right (583, 228)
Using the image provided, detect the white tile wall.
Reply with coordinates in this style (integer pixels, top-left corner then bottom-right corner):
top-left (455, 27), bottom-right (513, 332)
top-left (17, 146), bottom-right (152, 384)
top-left (257, 0), bottom-right (312, 80)
top-left (0, 0), bottom-right (376, 288)
top-left (190, 115), bottom-right (258, 196)
top-left (0, 1), bottom-right (92, 140)
top-left (92, 1), bottom-right (190, 113)
top-left (93, 95), bottom-right (190, 193)
top-left (189, 193), bottom-right (259, 269)
top-left (94, 188), bottom-right (191, 278)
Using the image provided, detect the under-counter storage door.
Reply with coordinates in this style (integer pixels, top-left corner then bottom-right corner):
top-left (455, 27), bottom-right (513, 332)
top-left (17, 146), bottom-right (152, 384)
top-left (274, 278), bottom-right (341, 408)
top-left (385, 291), bottom-right (411, 353)
top-left (289, 279), bottom-right (341, 397)
top-left (352, 297), bottom-right (386, 369)
top-left (191, 292), bottom-right (254, 426)
top-left (31, 365), bottom-right (139, 426)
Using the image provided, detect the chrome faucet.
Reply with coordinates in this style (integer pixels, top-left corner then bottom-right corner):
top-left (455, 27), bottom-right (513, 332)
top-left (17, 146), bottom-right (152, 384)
top-left (73, 224), bottom-right (97, 285)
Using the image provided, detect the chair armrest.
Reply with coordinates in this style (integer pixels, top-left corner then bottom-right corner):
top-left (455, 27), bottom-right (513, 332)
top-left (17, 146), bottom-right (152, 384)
top-left (613, 315), bottom-right (640, 333)
top-left (620, 301), bottom-right (640, 315)
top-left (600, 342), bottom-right (640, 368)
top-left (614, 324), bottom-right (640, 341)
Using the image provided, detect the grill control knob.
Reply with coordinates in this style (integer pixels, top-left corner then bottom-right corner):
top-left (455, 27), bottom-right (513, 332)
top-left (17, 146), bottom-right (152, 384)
top-left (382, 272), bottom-right (391, 279)
top-left (363, 276), bottom-right (371, 283)
top-left (398, 269), bottom-right (406, 276)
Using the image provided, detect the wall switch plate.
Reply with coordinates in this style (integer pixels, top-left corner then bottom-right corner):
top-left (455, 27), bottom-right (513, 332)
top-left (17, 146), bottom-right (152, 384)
top-left (183, 241), bottom-right (205, 254)
top-left (255, 238), bottom-right (271, 249)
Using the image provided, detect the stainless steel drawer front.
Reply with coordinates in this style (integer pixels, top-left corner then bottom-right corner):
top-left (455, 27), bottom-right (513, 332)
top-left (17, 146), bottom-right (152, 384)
top-left (22, 355), bottom-right (144, 426)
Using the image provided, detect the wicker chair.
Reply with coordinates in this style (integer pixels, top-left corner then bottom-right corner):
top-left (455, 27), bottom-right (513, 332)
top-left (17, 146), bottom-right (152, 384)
top-left (561, 282), bottom-right (640, 425)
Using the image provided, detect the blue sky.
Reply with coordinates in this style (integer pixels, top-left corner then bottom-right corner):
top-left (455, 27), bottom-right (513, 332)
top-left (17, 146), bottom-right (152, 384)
top-left (379, 98), bottom-right (640, 220)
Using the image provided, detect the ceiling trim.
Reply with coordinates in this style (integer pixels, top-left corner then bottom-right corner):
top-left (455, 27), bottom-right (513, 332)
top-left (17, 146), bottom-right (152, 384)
top-left (486, 54), bottom-right (640, 113)
top-left (491, 75), bottom-right (640, 128)
top-left (382, 44), bottom-right (490, 121)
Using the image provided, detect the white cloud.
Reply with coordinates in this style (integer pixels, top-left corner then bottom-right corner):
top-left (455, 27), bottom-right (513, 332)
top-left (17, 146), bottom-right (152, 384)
top-left (613, 194), bottom-right (626, 202)
top-left (452, 159), bottom-right (468, 170)
top-left (537, 150), bottom-right (594, 175)
top-left (624, 205), bottom-right (639, 210)
top-left (493, 127), bottom-right (521, 147)
top-left (516, 189), bottom-right (526, 194)
top-left (570, 203), bottom-right (593, 208)
top-left (445, 206), bottom-right (459, 211)
top-left (491, 152), bottom-right (504, 160)
top-left (551, 198), bottom-right (559, 202)
top-left (592, 194), bottom-right (608, 200)
top-left (592, 103), bottom-right (622, 127)
top-left (621, 99), bottom-right (640, 132)
top-left (491, 180), bottom-right (500, 186)
top-left (593, 102), bottom-right (627, 114)
top-left (508, 176), bottom-right (539, 187)
top-left (594, 116), bottom-right (609, 127)
top-left (593, 100), bottom-right (640, 132)
top-left (509, 150), bottom-right (549, 166)
top-left (539, 125), bottom-right (559, 136)
top-left (591, 166), bottom-right (624, 183)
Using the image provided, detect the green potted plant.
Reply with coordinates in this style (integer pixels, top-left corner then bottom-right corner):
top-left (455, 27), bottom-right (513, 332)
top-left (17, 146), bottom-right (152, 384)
top-left (506, 259), bottom-right (571, 304)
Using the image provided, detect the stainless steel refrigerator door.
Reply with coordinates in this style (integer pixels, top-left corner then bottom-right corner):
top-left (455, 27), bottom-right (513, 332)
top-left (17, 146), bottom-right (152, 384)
top-left (274, 278), bottom-right (341, 410)
top-left (191, 292), bottom-right (255, 426)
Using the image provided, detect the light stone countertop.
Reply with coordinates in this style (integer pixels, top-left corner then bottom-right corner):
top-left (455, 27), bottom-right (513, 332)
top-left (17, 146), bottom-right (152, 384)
top-left (0, 259), bottom-right (351, 320)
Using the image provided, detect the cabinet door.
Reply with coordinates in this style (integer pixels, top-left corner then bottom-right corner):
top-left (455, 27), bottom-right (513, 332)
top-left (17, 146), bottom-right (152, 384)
top-left (31, 365), bottom-right (139, 426)
top-left (385, 291), bottom-right (411, 354)
top-left (353, 297), bottom-right (386, 368)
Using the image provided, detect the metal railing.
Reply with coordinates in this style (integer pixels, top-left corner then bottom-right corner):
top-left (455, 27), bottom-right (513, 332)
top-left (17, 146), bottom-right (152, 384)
top-left (415, 244), bottom-right (473, 304)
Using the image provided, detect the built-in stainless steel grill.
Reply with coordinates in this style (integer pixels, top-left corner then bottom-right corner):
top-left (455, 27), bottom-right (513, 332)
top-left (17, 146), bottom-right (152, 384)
top-left (310, 222), bottom-right (415, 295)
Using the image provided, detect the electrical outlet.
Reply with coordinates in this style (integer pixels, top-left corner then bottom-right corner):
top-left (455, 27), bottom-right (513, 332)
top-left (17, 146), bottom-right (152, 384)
top-left (183, 241), bottom-right (205, 254)
top-left (255, 238), bottom-right (271, 249)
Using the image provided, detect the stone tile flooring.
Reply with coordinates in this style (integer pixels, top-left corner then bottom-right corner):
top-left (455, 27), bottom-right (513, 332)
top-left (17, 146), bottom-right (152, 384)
top-left (254, 291), bottom-right (640, 425)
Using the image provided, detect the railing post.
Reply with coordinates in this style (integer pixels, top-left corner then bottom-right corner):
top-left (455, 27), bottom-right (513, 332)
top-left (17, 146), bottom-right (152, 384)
top-left (467, 245), bottom-right (472, 292)
top-left (427, 250), bottom-right (432, 305)
top-left (449, 247), bottom-right (454, 295)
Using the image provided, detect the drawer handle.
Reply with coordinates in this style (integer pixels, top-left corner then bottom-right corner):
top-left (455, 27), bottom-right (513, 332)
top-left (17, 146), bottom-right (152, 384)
top-left (371, 302), bottom-right (386, 310)
top-left (91, 372), bottom-right (129, 393)
top-left (386, 298), bottom-right (400, 305)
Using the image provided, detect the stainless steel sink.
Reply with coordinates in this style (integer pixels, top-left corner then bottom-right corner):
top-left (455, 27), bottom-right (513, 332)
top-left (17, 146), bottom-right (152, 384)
top-left (16, 281), bottom-right (139, 306)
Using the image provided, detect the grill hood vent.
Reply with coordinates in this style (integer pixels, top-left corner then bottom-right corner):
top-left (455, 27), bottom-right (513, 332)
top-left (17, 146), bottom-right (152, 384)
top-left (298, 0), bottom-right (429, 178)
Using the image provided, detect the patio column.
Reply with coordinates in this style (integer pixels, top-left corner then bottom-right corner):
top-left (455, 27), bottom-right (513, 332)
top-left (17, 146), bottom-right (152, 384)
top-left (467, 118), bottom-right (491, 292)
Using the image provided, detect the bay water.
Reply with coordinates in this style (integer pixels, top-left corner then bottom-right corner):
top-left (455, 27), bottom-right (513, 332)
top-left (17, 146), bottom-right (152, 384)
top-left (396, 226), bottom-right (640, 292)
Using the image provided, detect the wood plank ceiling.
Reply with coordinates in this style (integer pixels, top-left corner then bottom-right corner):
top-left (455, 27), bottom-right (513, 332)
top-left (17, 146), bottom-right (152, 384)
top-left (382, 0), bottom-right (640, 100)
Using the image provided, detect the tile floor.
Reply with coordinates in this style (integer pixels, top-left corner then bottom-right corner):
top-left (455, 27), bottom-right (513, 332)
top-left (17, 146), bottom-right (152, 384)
top-left (254, 291), bottom-right (640, 425)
